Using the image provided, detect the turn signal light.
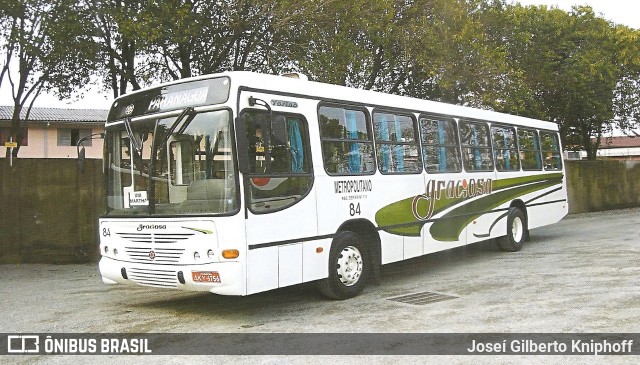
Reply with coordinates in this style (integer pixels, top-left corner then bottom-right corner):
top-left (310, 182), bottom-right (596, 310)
top-left (222, 249), bottom-right (240, 259)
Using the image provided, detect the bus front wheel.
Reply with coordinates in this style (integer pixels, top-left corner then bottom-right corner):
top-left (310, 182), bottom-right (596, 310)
top-left (497, 207), bottom-right (526, 252)
top-left (318, 231), bottom-right (369, 300)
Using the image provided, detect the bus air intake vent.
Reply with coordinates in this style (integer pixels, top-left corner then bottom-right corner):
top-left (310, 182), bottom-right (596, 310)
top-left (116, 232), bottom-right (194, 244)
top-left (387, 291), bottom-right (458, 306)
top-left (128, 267), bottom-right (179, 288)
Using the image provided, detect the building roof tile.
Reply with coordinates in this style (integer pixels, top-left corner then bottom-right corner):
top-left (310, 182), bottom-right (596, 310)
top-left (0, 105), bottom-right (108, 124)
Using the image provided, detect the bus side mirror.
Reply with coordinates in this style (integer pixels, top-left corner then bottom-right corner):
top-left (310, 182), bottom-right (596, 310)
top-left (77, 146), bottom-right (86, 172)
top-left (242, 96), bottom-right (273, 175)
top-left (76, 133), bottom-right (105, 173)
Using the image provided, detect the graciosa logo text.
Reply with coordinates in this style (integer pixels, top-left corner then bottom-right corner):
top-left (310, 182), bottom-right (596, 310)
top-left (412, 178), bottom-right (493, 221)
top-left (137, 224), bottom-right (167, 231)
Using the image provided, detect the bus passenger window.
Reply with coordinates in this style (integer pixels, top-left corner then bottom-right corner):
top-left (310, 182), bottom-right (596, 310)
top-left (319, 106), bottom-right (374, 175)
top-left (459, 121), bottom-right (494, 172)
top-left (491, 125), bottom-right (520, 172)
top-left (518, 128), bottom-right (542, 170)
top-left (420, 116), bottom-right (461, 173)
top-left (373, 112), bottom-right (421, 174)
top-left (540, 131), bottom-right (563, 170)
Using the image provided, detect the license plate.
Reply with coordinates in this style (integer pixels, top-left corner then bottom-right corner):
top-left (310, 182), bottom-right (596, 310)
top-left (192, 271), bottom-right (221, 283)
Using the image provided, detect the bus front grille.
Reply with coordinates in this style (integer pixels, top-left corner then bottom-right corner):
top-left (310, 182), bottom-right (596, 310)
top-left (124, 247), bottom-right (186, 263)
top-left (128, 267), bottom-right (179, 288)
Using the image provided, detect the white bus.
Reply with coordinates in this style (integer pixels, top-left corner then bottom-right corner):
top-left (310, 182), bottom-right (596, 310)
top-left (98, 71), bottom-right (568, 299)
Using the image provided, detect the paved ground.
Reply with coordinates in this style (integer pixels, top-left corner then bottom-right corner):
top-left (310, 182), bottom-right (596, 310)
top-left (1, 208), bottom-right (639, 364)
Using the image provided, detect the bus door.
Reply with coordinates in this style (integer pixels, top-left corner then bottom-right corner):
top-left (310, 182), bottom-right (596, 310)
top-left (237, 94), bottom-right (318, 294)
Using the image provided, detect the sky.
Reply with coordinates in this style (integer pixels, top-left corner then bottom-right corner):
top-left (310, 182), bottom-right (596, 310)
top-left (1, 0), bottom-right (638, 110)
top-left (513, 0), bottom-right (640, 29)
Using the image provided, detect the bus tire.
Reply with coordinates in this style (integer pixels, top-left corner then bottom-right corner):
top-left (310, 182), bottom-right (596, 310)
top-left (498, 207), bottom-right (526, 252)
top-left (318, 231), bottom-right (369, 300)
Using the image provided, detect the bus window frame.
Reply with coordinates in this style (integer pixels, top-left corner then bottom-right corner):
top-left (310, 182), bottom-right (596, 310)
top-left (104, 106), bottom-right (242, 218)
top-left (419, 113), bottom-right (463, 174)
top-left (517, 127), bottom-right (544, 171)
top-left (539, 129), bottom-right (564, 171)
top-left (458, 118), bottom-right (495, 173)
top-left (371, 108), bottom-right (422, 175)
top-left (238, 108), bottom-right (315, 215)
top-left (490, 123), bottom-right (521, 172)
top-left (317, 102), bottom-right (376, 177)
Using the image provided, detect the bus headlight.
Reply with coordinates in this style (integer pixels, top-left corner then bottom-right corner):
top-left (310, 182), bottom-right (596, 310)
top-left (207, 249), bottom-right (215, 259)
top-left (194, 251), bottom-right (200, 260)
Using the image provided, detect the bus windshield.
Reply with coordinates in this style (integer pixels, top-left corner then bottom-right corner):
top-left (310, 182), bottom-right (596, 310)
top-left (104, 109), bottom-right (238, 216)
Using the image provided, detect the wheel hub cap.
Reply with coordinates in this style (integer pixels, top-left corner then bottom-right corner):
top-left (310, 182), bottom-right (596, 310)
top-left (512, 217), bottom-right (523, 242)
top-left (336, 246), bottom-right (363, 287)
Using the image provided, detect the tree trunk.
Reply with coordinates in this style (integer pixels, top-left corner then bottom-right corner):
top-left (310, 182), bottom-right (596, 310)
top-left (6, 105), bottom-right (22, 158)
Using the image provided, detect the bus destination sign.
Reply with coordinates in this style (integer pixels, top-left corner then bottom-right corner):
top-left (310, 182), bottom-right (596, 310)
top-left (108, 77), bottom-right (230, 121)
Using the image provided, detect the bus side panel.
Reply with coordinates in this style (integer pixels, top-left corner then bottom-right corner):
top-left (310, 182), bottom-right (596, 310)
top-left (423, 222), bottom-right (468, 255)
top-left (279, 243), bottom-right (303, 288)
top-left (404, 236), bottom-right (423, 260)
top-left (528, 201), bottom-right (568, 230)
top-left (525, 169), bottom-right (568, 230)
top-left (380, 232), bottom-right (404, 264)
top-left (247, 247), bottom-right (278, 294)
top-left (376, 174), bottom-right (425, 263)
top-left (544, 188), bottom-right (568, 204)
top-left (466, 209), bottom-right (508, 245)
top-left (545, 162), bottom-right (569, 226)
top-left (303, 238), bottom-right (331, 282)
top-left (314, 175), bottom-right (378, 240)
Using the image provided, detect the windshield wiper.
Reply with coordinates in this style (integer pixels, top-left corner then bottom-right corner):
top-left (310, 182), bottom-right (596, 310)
top-left (124, 117), bottom-right (143, 152)
top-left (157, 107), bottom-right (195, 152)
top-left (148, 106), bottom-right (195, 214)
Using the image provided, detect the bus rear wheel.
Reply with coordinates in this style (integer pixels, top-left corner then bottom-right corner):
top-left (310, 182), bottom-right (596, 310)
top-left (497, 207), bottom-right (527, 252)
top-left (318, 231), bottom-right (369, 300)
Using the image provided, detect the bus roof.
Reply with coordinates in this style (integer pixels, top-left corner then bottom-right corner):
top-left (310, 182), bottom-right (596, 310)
top-left (114, 71), bottom-right (559, 131)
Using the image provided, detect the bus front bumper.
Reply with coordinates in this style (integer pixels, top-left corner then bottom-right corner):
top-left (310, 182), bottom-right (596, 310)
top-left (99, 257), bottom-right (245, 296)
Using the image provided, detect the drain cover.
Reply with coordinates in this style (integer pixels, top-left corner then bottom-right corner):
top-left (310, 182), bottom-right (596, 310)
top-left (387, 291), bottom-right (458, 305)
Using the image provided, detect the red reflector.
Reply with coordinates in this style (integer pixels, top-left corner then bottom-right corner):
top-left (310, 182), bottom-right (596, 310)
top-left (251, 177), bottom-right (271, 186)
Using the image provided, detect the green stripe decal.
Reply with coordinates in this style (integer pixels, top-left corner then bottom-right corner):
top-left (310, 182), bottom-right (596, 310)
top-left (181, 226), bottom-right (214, 234)
top-left (375, 173), bottom-right (563, 239)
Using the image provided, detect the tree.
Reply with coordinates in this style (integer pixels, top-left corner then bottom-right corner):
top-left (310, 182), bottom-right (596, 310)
top-left (89, 0), bottom-right (146, 98)
top-left (4, 0), bottom-right (634, 163)
top-left (399, 0), bottom-right (510, 106)
top-left (135, 0), bottom-right (293, 78)
top-left (286, 0), bottom-right (396, 88)
top-left (278, 0), bottom-right (510, 110)
top-left (88, 0), bottom-right (305, 91)
top-left (612, 26), bottom-right (640, 136)
top-left (488, 4), bottom-right (632, 159)
top-left (1, 0), bottom-right (98, 157)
